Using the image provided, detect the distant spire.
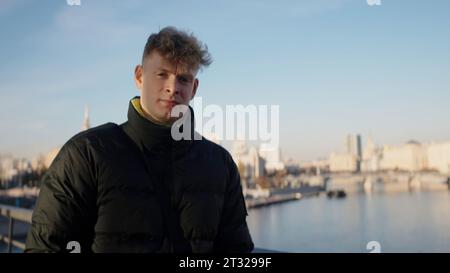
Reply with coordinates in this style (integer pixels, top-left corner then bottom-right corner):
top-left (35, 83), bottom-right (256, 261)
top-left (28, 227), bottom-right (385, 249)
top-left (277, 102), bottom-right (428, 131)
top-left (81, 105), bottom-right (90, 131)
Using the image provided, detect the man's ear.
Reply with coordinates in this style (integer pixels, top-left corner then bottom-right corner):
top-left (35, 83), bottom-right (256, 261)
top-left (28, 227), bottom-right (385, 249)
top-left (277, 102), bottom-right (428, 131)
top-left (191, 78), bottom-right (199, 100)
top-left (134, 65), bottom-right (144, 90)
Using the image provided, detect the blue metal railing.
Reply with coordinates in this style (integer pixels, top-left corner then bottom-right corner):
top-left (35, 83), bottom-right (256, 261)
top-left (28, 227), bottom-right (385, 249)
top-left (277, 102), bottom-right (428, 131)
top-left (0, 204), bottom-right (32, 252)
top-left (1, 204), bottom-right (280, 253)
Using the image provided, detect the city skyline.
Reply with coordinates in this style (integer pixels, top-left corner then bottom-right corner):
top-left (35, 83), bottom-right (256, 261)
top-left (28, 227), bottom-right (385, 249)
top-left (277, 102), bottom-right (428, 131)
top-left (1, 0), bottom-right (450, 161)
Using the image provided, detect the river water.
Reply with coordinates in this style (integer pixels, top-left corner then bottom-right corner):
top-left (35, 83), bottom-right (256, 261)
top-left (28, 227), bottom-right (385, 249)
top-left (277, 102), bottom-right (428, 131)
top-left (247, 190), bottom-right (450, 252)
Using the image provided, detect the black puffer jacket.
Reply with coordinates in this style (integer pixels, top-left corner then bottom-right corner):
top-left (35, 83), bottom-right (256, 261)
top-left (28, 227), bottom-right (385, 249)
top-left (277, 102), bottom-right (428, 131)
top-left (25, 97), bottom-right (254, 253)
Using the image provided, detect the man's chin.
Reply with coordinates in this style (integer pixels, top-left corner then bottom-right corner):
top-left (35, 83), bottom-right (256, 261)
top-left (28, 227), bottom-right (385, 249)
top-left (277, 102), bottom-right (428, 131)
top-left (161, 114), bottom-right (179, 125)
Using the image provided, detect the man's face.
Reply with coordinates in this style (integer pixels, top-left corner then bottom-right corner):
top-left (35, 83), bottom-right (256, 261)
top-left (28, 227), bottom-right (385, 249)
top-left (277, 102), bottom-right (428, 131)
top-left (134, 50), bottom-right (199, 125)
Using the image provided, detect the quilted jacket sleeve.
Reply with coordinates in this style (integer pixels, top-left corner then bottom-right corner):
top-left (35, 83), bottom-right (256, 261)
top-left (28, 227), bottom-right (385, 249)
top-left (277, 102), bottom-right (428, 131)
top-left (24, 139), bottom-right (97, 253)
top-left (214, 154), bottom-right (254, 253)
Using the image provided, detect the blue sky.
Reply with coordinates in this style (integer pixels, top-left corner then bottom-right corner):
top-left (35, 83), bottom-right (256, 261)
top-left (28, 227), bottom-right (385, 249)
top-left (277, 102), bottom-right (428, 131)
top-left (0, 0), bottom-right (449, 161)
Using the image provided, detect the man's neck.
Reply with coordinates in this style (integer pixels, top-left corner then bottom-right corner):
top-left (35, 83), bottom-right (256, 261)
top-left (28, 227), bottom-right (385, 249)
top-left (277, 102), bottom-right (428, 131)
top-left (131, 97), bottom-right (173, 127)
top-left (141, 108), bottom-right (173, 128)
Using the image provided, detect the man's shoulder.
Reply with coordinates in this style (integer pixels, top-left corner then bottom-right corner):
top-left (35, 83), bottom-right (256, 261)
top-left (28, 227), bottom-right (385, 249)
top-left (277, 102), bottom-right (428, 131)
top-left (70, 122), bottom-right (120, 142)
top-left (46, 123), bottom-right (123, 169)
top-left (64, 122), bottom-right (124, 153)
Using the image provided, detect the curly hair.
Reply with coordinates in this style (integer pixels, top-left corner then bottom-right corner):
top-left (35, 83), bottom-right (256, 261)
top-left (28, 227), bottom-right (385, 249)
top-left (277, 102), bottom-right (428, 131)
top-left (142, 26), bottom-right (212, 72)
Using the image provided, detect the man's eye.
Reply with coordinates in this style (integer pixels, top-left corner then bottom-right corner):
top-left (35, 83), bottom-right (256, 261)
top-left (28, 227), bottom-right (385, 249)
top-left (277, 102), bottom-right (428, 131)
top-left (157, 73), bottom-right (167, 77)
top-left (179, 77), bottom-right (190, 83)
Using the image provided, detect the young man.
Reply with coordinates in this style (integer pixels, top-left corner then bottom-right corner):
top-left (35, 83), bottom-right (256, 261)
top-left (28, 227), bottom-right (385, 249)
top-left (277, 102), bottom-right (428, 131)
top-left (25, 27), bottom-right (254, 253)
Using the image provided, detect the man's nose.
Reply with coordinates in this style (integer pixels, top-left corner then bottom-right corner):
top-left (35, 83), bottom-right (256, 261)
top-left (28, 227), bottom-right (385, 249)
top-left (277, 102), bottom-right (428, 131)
top-left (165, 76), bottom-right (179, 96)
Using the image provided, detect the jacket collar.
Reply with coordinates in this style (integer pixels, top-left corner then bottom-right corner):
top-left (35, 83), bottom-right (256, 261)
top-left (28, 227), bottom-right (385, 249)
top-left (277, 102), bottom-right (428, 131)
top-left (123, 96), bottom-right (196, 154)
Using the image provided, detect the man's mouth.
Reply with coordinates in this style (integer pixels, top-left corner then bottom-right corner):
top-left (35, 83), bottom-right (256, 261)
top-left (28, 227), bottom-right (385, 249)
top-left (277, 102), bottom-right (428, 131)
top-left (159, 99), bottom-right (178, 108)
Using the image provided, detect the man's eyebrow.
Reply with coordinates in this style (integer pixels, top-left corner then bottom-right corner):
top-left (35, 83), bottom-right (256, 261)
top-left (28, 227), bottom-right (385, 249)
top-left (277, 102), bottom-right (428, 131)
top-left (178, 73), bottom-right (194, 79)
top-left (154, 67), bottom-right (194, 78)
top-left (155, 68), bottom-right (170, 72)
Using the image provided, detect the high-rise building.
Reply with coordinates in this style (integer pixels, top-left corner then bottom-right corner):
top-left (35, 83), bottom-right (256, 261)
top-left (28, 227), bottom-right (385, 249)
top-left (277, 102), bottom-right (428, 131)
top-left (362, 136), bottom-right (381, 172)
top-left (333, 133), bottom-right (362, 173)
top-left (427, 141), bottom-right (450, 174)
top-left (231, 140), bottom-right (265, 180)
top-left (356, 134), bottom-right (362, 172)
top-left (81, 105), bottom-right (90, 131)
top-left (259, 143), bottom-right (285, 173)
top-left (356, 135), bottom-right (362, 158)
top-left (346, 134), bottom-right (362, 157)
